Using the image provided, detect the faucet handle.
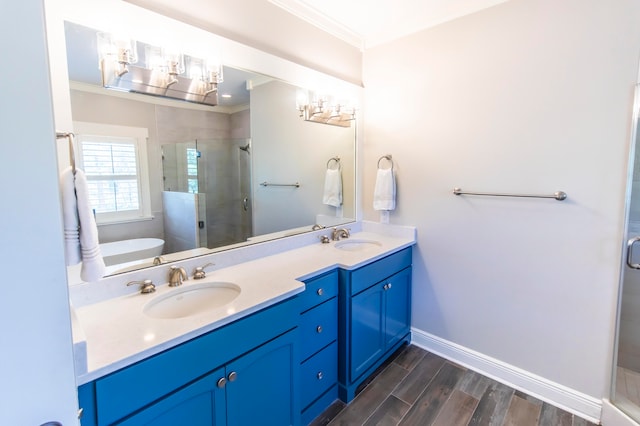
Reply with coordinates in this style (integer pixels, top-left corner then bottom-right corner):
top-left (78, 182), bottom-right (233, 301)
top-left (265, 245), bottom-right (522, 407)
top-left (193, 262), bottom-right (215, 279)
top-left (127, 279), bottom-right (156, 294)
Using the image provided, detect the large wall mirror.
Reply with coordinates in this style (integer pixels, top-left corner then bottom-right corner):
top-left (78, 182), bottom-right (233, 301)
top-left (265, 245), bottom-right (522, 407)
top-left (61, 19), bottom-right (357, 282)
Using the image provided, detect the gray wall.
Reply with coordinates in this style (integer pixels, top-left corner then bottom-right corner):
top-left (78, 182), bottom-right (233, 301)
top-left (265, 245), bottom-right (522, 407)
top-left (363, 0), bottom-right (640, 404)
top-left (251, 80), bottom-right (355, 235)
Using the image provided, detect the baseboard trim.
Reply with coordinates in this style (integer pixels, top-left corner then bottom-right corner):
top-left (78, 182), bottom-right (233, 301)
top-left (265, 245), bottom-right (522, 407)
top-left (411, 327), bottom-right (602, 423)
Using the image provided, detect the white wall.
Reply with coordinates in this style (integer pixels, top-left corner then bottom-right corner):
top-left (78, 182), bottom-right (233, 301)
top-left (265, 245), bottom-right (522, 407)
top-left (363, 0), bottom-right (640, 413)
top-left (0, 1), bottom-right (79, 424)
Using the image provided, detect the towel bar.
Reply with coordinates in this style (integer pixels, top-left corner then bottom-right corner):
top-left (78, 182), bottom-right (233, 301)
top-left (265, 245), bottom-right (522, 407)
top-left (453, 187), bottom-right (567, 201)
top-left (260, 181), bottom-right (300, 188)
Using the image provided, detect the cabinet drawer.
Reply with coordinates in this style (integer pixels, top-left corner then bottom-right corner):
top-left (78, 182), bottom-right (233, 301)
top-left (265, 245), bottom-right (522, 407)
top-left (300, 299), bottom-right (337, 361)
top-left (299, 270), bottom-right (338, 313)
top-left (350, 247), bottom-right (412, 295)
top-left (300, 342), bottom-right (338, 410)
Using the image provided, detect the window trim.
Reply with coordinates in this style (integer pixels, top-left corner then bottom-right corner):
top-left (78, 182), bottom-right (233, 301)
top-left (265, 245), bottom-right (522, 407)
top-left (73, 121), bottom-right (152, 225)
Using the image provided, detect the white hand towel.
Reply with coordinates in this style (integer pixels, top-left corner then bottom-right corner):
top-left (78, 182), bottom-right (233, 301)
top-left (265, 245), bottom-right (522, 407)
top-left (60, 166), bottom-right (81, 265)
top-left (74, 169), bottom-right (106, 282)
top-left (373, 168), bottom-right (396, 211)
top-left (323, 168), bottom-right (343, 207)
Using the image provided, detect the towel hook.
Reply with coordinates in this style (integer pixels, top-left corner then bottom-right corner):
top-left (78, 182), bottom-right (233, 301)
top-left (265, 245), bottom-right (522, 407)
top-left (327, 156), bottom-right (341, 170)
top-left (377, 154), bottom-right (393, 171)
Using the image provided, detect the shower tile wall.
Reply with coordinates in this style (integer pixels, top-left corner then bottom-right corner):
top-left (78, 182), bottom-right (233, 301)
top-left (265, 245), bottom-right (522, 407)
top-left (199, 138), bottom-right (251, 247)
top-left (156, 106), bottom-right (252, 250)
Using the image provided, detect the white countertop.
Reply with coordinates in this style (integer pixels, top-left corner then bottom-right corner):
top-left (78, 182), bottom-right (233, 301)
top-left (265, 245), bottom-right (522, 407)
top-left (72, 223), bottom-right (416, 385)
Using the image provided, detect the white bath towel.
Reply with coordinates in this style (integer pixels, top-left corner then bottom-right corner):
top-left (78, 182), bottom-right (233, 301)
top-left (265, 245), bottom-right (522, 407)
top-left (323, 168), bottom-right (343, 207)
top-left (60, 166), bottom-right (81, 265)
top-left (373, 168), bottom-right (396, 211)
top-left (74, 169), bottom-right (106, 282)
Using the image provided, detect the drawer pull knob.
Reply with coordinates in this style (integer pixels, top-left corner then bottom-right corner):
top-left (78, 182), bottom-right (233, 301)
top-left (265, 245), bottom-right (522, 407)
top-left (316, 325), bottom-right (323, 333)
top-left (217, 377), bottom-right (227, 388)
top-left (384, 283), bottom-right (392, 290)
top-left (317, 288), bottom-right (324, 296)
top-left (317, 371), bottom-right (323, 380)
top-left (228, 371), bottom-right (238, 382)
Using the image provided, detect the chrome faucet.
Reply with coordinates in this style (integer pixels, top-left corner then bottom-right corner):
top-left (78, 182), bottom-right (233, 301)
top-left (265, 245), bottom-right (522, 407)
top-left (169, 265), bottom-right (187, 287)
top-left (331, 228), bottom-right (350, 241)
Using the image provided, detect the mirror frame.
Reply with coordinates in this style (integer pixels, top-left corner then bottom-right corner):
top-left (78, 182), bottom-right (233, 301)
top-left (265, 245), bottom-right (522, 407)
top-left (46, 0), bottom-right (363, 282)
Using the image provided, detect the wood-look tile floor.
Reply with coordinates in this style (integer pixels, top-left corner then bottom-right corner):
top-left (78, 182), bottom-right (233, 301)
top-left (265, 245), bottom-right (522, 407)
top-left (311, 345), bottom-right (599, 426)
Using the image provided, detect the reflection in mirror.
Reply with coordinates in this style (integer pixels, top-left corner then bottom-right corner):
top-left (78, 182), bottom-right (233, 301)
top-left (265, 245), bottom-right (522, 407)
top-left (63, 21), bottom-right (356, 281)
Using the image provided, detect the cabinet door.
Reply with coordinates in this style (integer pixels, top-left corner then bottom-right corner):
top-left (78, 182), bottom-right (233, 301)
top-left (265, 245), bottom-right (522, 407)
top-left (384, 267), bottom-right (412, 349)
top-left (117, 368), bottom-right (226, 426)
top-left (225, 330), bottom-right (299, 426)
top-left (350, 283), bottom-right (385, 382)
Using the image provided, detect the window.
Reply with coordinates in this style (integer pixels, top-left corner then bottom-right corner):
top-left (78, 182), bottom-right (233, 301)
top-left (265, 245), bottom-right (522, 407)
top-left (73, 122), bottom-right (152, 225)
top-left (186, 147), bottom-right (199, 194)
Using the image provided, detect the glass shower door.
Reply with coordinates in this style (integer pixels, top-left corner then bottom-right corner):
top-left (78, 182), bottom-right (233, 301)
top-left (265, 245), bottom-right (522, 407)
top-left (613, 86), bottom-right (640, 423)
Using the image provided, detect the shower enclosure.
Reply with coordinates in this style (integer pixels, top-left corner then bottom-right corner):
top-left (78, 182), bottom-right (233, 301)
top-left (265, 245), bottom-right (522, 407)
top-left (612, 85), bottom-right (640, 424)
top-left (162, 138), bottom-right (253, 251)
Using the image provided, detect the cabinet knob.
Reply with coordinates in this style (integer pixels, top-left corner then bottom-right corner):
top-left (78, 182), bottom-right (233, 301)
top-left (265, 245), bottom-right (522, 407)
top-left (317, 288), bottom-right (324, 296)
top-left (228, 371), bottom-right (238, 382)
top-left (384, 283), bottom-right (392, 290)
top-left (316, 325), bottom-right (323, 333)
top-left (217, 377), bottom-right (227, 388)
top-left (317, 371), bottom-right (323, 380)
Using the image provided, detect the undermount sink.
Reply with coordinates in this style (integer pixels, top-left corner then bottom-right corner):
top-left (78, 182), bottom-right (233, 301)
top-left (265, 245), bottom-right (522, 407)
top-left (144, 282), bottom-right (241, 319)
top-left (334, 239), bottom-right (382, 251)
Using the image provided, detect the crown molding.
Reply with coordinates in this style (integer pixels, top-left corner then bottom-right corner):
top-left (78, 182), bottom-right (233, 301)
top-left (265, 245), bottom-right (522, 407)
top-left (268, 0), bottom-right (364, 50)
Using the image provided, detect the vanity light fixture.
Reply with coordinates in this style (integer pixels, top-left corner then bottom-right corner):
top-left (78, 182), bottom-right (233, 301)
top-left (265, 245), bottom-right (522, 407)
top-left (97, 31), bottom-right (224, 106)
top-left (296, 90), bottom-right (355, 127)
top-left (97, 32), bottom-right (138, 78)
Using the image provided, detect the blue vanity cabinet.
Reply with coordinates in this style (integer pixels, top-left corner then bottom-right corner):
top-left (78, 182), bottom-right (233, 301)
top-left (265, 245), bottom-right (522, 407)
top-left (117, 330), bottom-right (298, 426)
top-left (117, 367), bottom-right (226, 425)
top-left (298, 270), bottom-right (339, 425)
top-left (225, 329), bottom-right (299, 426)
top-left (338, 246), bottom-right (412, 402)
top-left (78, 296), bottom-right (300, 426)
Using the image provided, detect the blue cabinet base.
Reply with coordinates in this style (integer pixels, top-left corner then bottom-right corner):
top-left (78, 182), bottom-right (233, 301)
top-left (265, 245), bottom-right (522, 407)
top-left (338, 332), bottom-right (411, 403)
top-left (302, 385), bottom-right (339, 425)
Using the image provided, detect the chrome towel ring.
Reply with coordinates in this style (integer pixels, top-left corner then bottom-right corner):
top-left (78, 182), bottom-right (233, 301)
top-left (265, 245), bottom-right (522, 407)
top-left (377, 154), bottom-right (393, 171)
top-left (327, 157), bottom-right (341, 170)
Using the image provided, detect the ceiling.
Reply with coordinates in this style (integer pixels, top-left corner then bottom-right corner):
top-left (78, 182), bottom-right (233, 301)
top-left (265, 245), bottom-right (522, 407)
top-left (269, 0), bottom-right (509, 49)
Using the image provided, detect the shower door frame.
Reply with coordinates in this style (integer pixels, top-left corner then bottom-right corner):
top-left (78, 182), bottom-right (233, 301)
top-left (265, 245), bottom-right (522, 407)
top-left (610, 83), bottom-right (640, 426)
